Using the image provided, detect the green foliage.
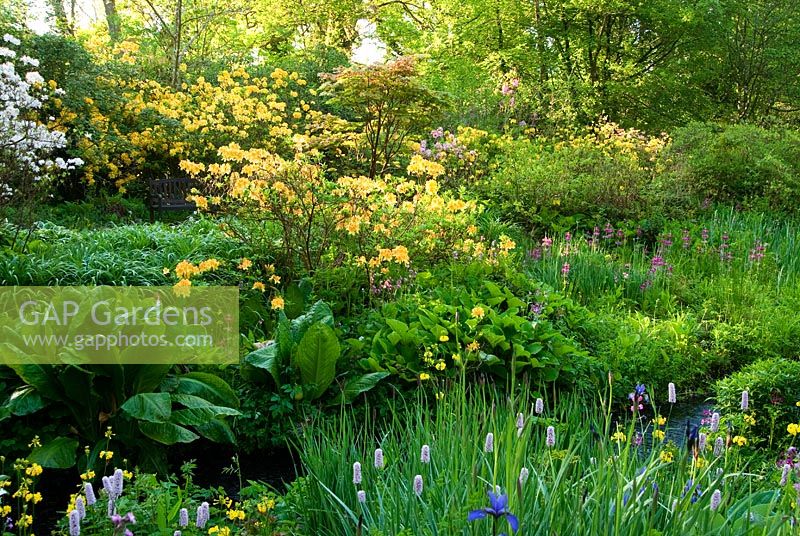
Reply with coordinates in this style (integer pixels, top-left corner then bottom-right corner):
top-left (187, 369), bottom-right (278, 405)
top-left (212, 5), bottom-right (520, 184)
top-left (666, 123), bottom-right (800, 212)
top-left (0, 364), bottom-right (239, 472)
top-left (715, 359), bottom-right (800, 447)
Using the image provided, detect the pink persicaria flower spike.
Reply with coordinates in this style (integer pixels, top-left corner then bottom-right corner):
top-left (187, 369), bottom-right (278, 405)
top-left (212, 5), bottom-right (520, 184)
top-left (741, 390), bottom-right (749, 411)
top-left (667, 383), bottom-right (676, 404)
top-left (421, 444), bottom-right (430, 464)
top-left (518, 467), bottom-right (529, 486)
top-left (698, 433), bottom-right (707, 452)
top-left (76, 496), bottom-right (86, 519)
top-left (179, 508), bottom-right (188, 527)
top-left (484, 433), bottom-right (494, 453)
top-left (535, 398), bottom-right (544, 414)
top-left (69, 508), bottom-right (81, 536)
top-left (710, 489), bottom-right (722, 511)
top-left (781, 463), bottom-right (792, 486)
top-left (546, 426), bottom-right (556, 447)
top-left (353, 462), bottom-right (362, 484)
top-left (84, 483), bottom-right (96, 506)
top-left (710, 412), bottom-right (720, 433)
top-left (413, 474), bottom-right (424, 496)
top-left (374, 448), bottom-right (384, 469)
top-left (713, 437), bottom-right (725, 457)
top-left (357, 490), bottom-right (366, 503)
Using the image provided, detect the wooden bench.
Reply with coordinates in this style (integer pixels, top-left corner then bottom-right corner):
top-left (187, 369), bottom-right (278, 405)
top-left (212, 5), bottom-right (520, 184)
top-left (148, 177), bottom-right (198, 222)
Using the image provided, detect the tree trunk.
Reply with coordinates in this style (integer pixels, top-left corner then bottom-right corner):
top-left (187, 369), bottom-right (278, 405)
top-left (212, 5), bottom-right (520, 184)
top-left (172, 0), bottom-right (183, 89)
top-left (103, 0), bottom-right (121, 41)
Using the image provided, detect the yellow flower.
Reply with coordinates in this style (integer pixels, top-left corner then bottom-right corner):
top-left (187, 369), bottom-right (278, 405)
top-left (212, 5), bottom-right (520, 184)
top-left (162, 267), bottom-right (170, 275)
top-left (105, 426), bottom-right (114, 439)
top-left (659, 451), bottom-right (674, 463)
top-left (238, 258), bottom-right (252, 270)
top-left (271, 296), bottom-right (285, 310)
top-left (694, 457), bottom-right (707, 468)
top-left (226, 509), bottom-right (246, 521)
top-left (796, 401), bottom-right (800, 407)
top-left (198, 258), bottom-right (221, 272)
top-left (419, 372), bottom-right (430, 381)
top-left (25, 491), bottom-right (42, 504)
top-left (611, 431), bottom-right (626, 442)
top-left (656, 415), bottom-right (666, 426)
top-left (789, 423), bottom-right (800, 436)
top-left (435, 391), bottom-right (445, 400)
top-left (123, 470), bottom-right (133, 479)
top-left (439, 335), bottom-right (449, 342)
top-left (471, 306), bottom-right (485, 319)
top-left (26, 463), bottom-right (43, 477)
top-left (17, 514), bottom-right (33, 528)
top-left (80, 470), bottom-right (95, 480)
top-left (0, 505), bottom-right (10, 516)
top-left (732, 435), bottom-right (747, 446)
top-left (653, 429), bottom-right (665, 441)
top-left (173, 278), bottom-right (192, 297)
top-left (466, 341), bottom-right (480, 352)
top-left (743, 414), bottom-right (756, 426)
top-left (435, 361), bottom-right (446, 371)
top-left (99, 450), bottom-right (113, 461)
top-left (252, 281), bottom-right (266, 292)
top-left (269, 274), bottom-right (281, 284)
top-left (28, 436), bottom-right (41, 448)
top-left (175, 260), bottom-right (200, 279)
top-left (452, 353), bottom-right (461, 362)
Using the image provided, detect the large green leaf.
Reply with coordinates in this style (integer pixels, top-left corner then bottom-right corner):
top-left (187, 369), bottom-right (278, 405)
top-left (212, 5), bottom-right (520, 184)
top-left (195, 419), bottom-right (236, 444)
top-left (244, 342), bottom-right (282, 385)
top-left (127, 364), bottom-right (172, 394)
top-left (6, 364), bottom-right (62, 400)
top-left (290, 301), bottom-right (334, 342)
top-left (174, 372), bottom-right (239, 409)
top-left (139, 421), bottom-right (199, 445)
top-left (294, 322), bottom-right (340, 400)
top-left (331, 372), bottom-right (389, 404)
top-left (120, 392), bottom-right (172, 423)
top-left (29, 437), bottom-right (78, 468)
top-left (7, 386), bottom-right (46, 416)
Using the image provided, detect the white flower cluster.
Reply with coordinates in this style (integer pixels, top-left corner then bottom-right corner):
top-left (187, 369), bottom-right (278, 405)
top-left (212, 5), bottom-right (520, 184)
top-left (1, 33), bottom-right (81, 201)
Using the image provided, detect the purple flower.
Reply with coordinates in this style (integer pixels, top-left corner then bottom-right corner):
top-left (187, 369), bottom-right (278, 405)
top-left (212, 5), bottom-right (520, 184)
top-left (710, 412), bottom-right (720, 433)
top-left (710, 489), bottom-right (721, 511)
top-left (107, 498), bottom-right (115, 517)
top-left (516, 412), bottom-right (524, 431)
top-left (421, 444), bottom-right (430, 464)
top-left (535, 398), bottom-right (544, 414)
top-left (714, 437), bottom-right (725, 457)
top-left (546, 426), bottom-right (555, 447)
top-left (374, 448), bottom-right (384, 469)
top-left (561, 263), bottom-right (570, 277)
top-left (179, 508), bottom-right (188, 527)
top-left (741, 390), bottom-right (749, 411)
top-left (196, 502), bottom-right (209, 529)
top-left (174, 532), bottom-right (182, 536)
top-left (699, 433), bottom-right (707, 453)
top-left (69, 509), bottom-right (81, 536)
top-left (468, 491), bottom-right (519, 534)
top-left (413, 474), bottom-right (423, 496)
top-left (353, 462), bottom-right (362, 484)
top-left (484, 433), bottom-right (494, 453)
top-left (667, 382), bottom-right (676, 404)
top-left (112, 468), bottom-right (124, 498)
top-left (84, 483), bottom-right (96, 506)
top-left (76, 496), bottom-right (86, 520)
top-left (781, 463), bottom-right (792, 486)
top-left (357, 490), bottom-right (366, 503)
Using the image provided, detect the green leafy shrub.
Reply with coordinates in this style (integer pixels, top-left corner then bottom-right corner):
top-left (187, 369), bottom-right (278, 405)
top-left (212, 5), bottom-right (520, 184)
top-left (666, 123), bottom-right (800, 212)
top-left (715, 358), bottom-right (800, 447)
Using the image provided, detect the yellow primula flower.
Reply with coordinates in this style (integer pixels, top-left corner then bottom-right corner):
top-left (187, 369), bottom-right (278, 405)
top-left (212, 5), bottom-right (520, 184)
top-left (611, 431), bottom-right (626, 442)
top-left (743, 414), bottom-right (756, 426)
top-left (99, 451), bottom-right (113, 461)
top-left (439, 335), bottom-right (449, 342)
top-left (419, 373), bottom-right (430, 381)
top-left (435, 362), bottom-right (446, 371)
top-left (25, 463), bottom-right (43, 477)
top-left (788, 423), bottom-right (800, 436)
top-left (732, 436), bottom-right (747, 446)
top-left (653, 429), bottom-right (665, 441)
top-left (80, 470), bottom-right (95, 481)
top-left (660, 451), bottom-right (674, 463)
top-left (656, 415), bottom-right (666, 426)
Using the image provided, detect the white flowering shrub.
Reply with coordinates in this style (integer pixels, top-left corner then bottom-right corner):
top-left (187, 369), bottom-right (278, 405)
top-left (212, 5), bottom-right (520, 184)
top-left (0, 33), bottom-right (81, 205)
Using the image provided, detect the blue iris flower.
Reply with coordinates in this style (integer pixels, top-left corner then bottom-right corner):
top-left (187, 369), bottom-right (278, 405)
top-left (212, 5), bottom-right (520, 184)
top-left (468, 491), bottom-right (519, 535)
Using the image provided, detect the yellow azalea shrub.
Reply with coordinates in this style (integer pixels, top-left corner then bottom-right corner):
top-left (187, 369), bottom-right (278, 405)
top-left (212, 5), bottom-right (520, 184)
top-left (59, 66), bottom-right (355, 190)
top-left (180, 143), bottom-right (482, 281)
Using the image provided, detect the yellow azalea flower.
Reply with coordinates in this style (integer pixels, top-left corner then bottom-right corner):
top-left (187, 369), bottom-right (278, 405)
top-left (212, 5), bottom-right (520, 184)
top-left (198, 258), bottom-right (220, 272)
top-left (611, 431), bottom-right (626, 442)
top-left (80, 470), bottom-right (95, 480)
top-left (173, 279), bottom-right (192, 297)
top-left (419, 372), bottom-right (430, 381)
top-left (252, 281), bottom-right (266, 292)
top-left (269, 274), bottom-right (281, 284)
top-left (439, 335), bottom-right (449, 342)
top-left (271, 296), bottom-right (285, 310)
top-left (789, 423), bottom-right (800, 436)
top-left (435, 361), bottom-right (446, 371)
top-left (471, 306), bottom-right (485, 319)
top-left (238, 258), bottom-right (252, 270)
top-left (732, 436), bottom-right (747, 446)
top-left (653, 429), bottom-right (665, 441)
top-left (175, 260), bottom-right (200, 279)
top-left (660, 451), bottom-right (674, 463)
top-left (26, 463), bottom-right (43, 477)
